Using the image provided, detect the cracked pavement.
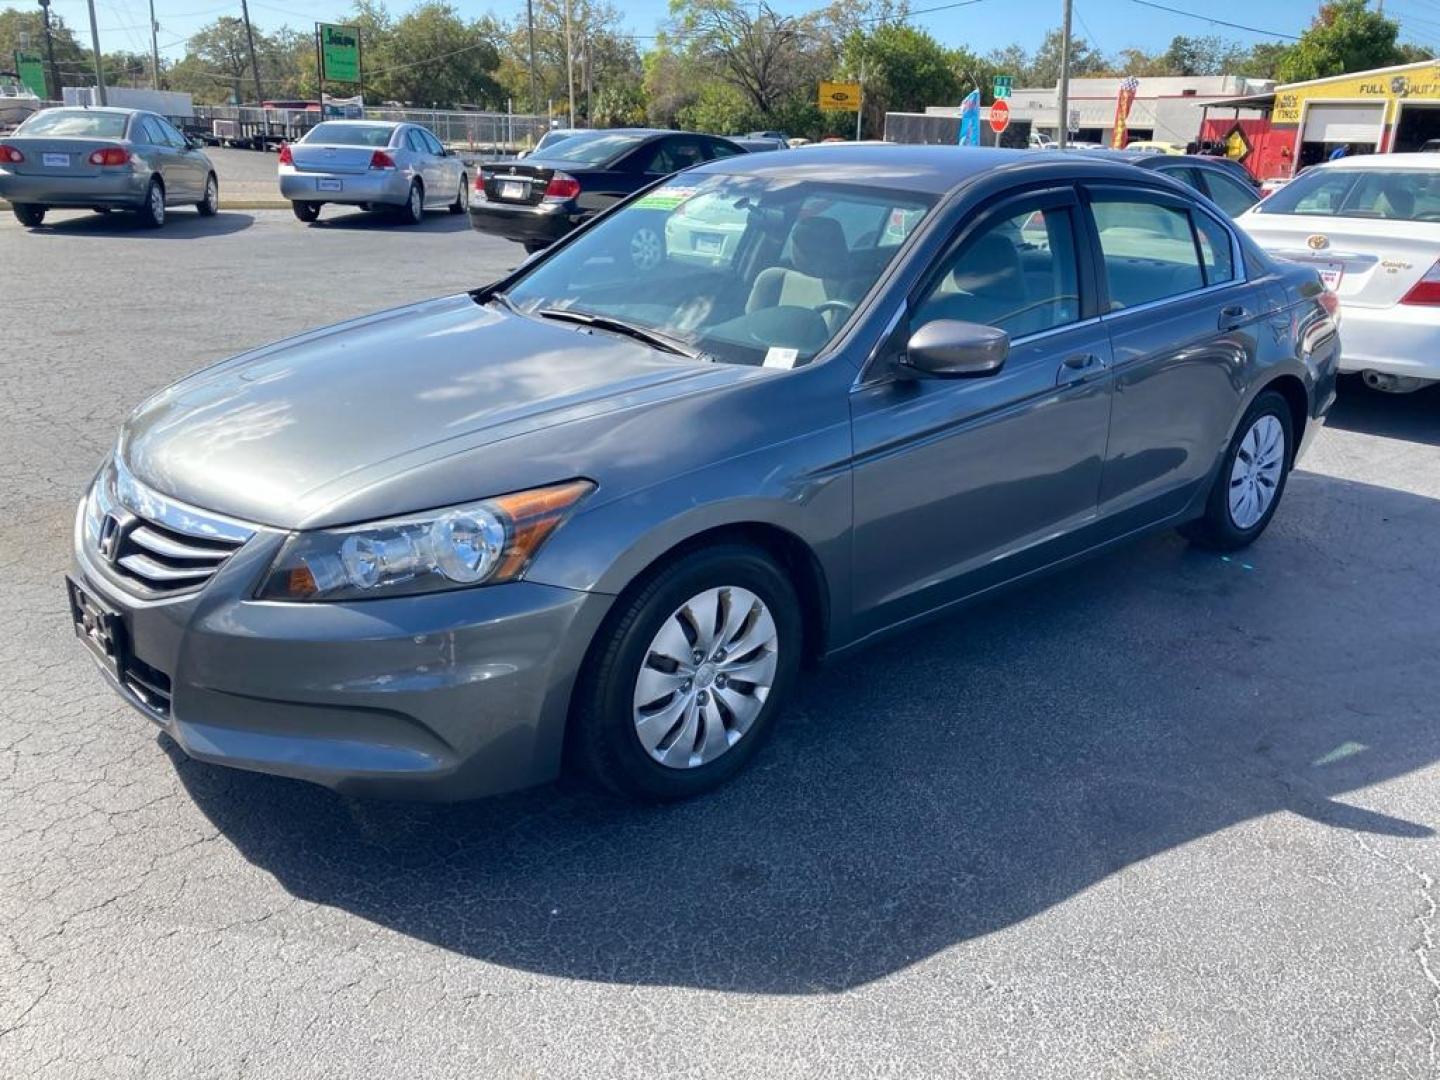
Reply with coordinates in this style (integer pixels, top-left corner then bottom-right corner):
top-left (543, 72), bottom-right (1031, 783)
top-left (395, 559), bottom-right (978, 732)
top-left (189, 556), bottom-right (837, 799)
top-left (3, 207), bottom-right (1440, 1078)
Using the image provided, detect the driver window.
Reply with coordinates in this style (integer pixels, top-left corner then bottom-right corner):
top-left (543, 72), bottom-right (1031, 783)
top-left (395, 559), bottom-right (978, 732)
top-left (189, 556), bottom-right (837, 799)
top-left (912, 205), bottom-right (1082, 338)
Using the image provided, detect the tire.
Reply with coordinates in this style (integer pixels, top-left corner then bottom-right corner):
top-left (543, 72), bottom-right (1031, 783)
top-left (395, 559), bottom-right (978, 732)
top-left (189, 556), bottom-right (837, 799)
top-left (449, 174), bottom-right (469, 214)
top-left (196, 173), bottom-right (219, 216)
top-left (395, 180), bottom-right (424, 225)
top-left (136, 178), bottom-right (165, 228)
top-left (291, 200), bottom-right (320, 223)
top-left (570, 545), bottom-right (803, 802)
top-left (1181, 389), bottom-right (1294, 551)
top-left (12, 204), bottom-right (45, 227)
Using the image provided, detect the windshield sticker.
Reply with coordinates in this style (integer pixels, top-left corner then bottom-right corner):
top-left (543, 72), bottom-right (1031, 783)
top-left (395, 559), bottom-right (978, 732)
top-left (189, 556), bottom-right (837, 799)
top-left (763, 347), bottom-right (799, 370)
top-left (634, 187), bottom-right (698, 211)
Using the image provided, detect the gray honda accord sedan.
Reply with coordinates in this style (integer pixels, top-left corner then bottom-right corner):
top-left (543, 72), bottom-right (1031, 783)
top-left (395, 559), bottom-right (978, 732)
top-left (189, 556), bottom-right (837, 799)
top-left (68, 146), bottom-right (1339, 802)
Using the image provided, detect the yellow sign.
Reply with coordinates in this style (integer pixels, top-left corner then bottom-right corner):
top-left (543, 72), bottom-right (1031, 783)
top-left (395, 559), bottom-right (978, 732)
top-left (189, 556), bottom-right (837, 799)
top-left (1273, 64), bottom-right (1440, 125)
top-left (819, 81), bottom-right (862, 111)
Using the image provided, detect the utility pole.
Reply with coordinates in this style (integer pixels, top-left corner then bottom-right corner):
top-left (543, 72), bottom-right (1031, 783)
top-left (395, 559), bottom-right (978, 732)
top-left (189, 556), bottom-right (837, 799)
top-left (1056, 0), bottom-right (1072, 149)
top-left (564, 0), bottom-right (575, 128)
top-left (39, 0), bottom-right (59, 101)
top-left (84, 0), bottom-right (106, 105)
top-left (147, 0), bottom-right (160, 90)
top-left (525, 0), bottom-right (538, 115)
top-left (238, 0), bottom-right (263, 104)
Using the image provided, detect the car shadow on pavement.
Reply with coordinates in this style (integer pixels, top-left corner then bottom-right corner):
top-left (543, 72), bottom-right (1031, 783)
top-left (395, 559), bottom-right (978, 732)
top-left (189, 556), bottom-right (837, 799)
top-left (29, 210), bottom-right (254, 239)
top-left (1325, 376), bottom-right (1440, 448)
top-left (308, 208), bottom-right (474, 233)
top-left (168, 469), bottom-right (1440, 993)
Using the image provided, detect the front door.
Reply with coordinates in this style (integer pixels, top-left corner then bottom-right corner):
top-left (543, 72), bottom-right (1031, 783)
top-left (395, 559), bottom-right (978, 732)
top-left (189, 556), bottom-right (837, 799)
top-left (849, 187), bottom-right (1115, 634)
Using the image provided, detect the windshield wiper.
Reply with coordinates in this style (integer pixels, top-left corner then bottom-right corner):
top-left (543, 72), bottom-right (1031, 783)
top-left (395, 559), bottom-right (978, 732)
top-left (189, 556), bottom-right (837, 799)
top-left (534, 307), bottom-right (701, 359)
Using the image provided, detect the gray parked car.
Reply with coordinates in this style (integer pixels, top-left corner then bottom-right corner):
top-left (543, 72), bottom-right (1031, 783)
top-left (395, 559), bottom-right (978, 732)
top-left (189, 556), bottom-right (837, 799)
top-left (68, 147), bottom-right (1339, 803)
top-left (278, 119), bottom-right (468, 224)
top-left (0, 106), bottom-right (218, 227)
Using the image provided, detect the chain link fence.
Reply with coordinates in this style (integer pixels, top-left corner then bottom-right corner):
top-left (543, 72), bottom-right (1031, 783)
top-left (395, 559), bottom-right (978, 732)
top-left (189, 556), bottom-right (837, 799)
top-left (189, 105), bottom-right (551, 155)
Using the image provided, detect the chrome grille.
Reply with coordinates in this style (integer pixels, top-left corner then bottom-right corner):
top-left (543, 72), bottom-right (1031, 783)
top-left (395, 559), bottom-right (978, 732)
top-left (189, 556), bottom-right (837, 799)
top-left (85, 457), bottom-right (255, 599)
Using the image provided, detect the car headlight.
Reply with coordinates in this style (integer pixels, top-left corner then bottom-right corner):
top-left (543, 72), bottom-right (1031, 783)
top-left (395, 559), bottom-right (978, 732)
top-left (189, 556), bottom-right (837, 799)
top-left (258, 479), bottom-right (594, 602)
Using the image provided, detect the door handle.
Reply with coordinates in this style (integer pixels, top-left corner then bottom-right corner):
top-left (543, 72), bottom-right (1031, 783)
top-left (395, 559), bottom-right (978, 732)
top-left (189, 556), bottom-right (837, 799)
top-left (1056, 352), bottom-right (1104, 387)
top-left (1062, 352), bottom-right (1100, 370)
top-left (1218, 304), bottom-right (1250, 331)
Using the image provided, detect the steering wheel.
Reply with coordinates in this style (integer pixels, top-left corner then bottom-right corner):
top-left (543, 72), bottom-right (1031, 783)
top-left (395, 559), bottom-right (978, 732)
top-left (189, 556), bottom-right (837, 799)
top-left (816, 299), bottom-right (855, 321)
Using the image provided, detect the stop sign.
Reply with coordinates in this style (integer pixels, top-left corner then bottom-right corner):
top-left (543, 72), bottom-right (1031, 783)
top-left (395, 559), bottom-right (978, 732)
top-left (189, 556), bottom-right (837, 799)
top-left (988, 98), bottom-right (1010, 133)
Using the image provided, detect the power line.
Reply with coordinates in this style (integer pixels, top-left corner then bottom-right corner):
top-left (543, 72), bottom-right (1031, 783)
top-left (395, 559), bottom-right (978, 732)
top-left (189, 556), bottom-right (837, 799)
top-left (1128, 0), bottom-right (1301, 41)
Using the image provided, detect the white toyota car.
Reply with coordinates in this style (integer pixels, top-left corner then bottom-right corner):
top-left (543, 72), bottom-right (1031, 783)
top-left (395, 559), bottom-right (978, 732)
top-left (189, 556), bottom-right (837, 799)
top-left (1237, 154), bottom-right (1440, 393)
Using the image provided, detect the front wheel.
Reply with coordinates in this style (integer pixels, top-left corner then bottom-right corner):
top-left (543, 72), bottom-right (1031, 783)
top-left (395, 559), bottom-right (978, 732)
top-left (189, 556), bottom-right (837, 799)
top-left (196, 173), bottom-right (219, 216)
top-left (449, 174), bottom-right (469, 214)
top-left (136, 178), bottom-right (165, 228)
top-left (570, 545), bottom-right (802, 801)
top-left (291, 200), bottom-right (320, 223)
top-left (12, 204), bottom-right (45, 227)
top-left (1181, 389), bottom-right (1294, 551)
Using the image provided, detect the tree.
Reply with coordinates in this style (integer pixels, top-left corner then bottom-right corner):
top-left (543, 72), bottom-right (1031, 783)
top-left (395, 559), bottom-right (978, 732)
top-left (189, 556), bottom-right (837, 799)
top-left (0, 7), bottom-right (89, 94)
top-left (843, 23), bottom-right (958, 133)
top-left (669, 0), bottom-right (814, 119)
top-left (364, 3), bottom-right (502, 107)
top-left (1277, 0), bottom-right (1403, 83)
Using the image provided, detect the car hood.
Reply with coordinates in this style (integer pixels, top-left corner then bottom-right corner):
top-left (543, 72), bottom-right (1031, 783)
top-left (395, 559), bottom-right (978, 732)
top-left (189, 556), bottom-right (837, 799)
top-left (120, 294), bottom-right (760, 530)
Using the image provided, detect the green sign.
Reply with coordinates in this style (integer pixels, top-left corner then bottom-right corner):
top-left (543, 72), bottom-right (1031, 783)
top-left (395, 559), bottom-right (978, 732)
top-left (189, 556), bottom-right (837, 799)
top-left (15, 51), bottom-right (46, 98)
top-left (319, 24), bottom-right (360, 83)
top-left (992, 74), bottom-right (1012, 100)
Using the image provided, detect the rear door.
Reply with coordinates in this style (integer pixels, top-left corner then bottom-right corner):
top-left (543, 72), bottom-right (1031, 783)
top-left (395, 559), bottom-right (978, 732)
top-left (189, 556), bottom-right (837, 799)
top-left (416, 126), bottom-right (459, 203)
top-left (155, 116), bottom-right (206, 200)
top-left (404, 128), bottom-right (443, 205)
top-left (136, 115), bottom-right (186, 200)
top-left (1085, 183), bottom-right (1271, 522)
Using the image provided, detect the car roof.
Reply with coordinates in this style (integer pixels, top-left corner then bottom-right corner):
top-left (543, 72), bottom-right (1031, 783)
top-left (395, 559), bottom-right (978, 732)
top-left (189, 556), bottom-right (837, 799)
top-left (1305, 153), bottom-right (1440, 171)
top-left (312, 119), bottom-right (400, 126)
top-left (35, 105), bottom-right (138, 116)
top-left (691, 143), bottom-right (1165, 195)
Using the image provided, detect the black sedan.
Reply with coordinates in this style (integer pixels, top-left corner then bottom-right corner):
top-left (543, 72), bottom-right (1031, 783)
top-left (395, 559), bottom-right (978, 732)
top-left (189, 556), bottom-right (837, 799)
top-left (1070, 149), bottom-right (1261, 217)
top-left (468, 128), bottom-right (745, 253)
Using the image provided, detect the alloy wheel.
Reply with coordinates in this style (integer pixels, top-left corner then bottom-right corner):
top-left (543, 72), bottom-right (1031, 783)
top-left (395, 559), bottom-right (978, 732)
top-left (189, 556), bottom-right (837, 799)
top-left (630, 226), bottom-right (662, 271)
top-left (1228, 414), bottom-right (1285, 529)
top-left (632, 586), bottom-right (778, 770)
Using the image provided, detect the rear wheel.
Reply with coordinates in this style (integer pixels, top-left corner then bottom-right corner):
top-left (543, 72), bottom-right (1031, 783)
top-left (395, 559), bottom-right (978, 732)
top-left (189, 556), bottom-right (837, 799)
top-left (1181, 389), bottom-right (1294, 551)
top-left (395, 180), bottom-right (424, 225)
top-left (12, 204), bottom-right (45, 227)
top-left (136, 178), bottom-right (165, 228)
top-left (570, 545), bottom-right (802, 801)
top-left (291, 200), bottom-right (321, 223)
top-left (449, 174), bottom-right (469, 214)
top-left (196, 173), bottom-right (219, 216)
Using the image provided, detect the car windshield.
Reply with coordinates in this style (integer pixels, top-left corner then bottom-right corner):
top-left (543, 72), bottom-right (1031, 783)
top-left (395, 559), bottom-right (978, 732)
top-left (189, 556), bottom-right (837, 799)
top-left (18, 110), bottom-right (128, 138)
top-left (303, 123), bottom-right (395, 147)
top-left (534, 132), bottom-right (645, 165)
top-left (501, 173), bottom-right (936, 368)
top-left (1256, 167), bottom-right (1440, 221)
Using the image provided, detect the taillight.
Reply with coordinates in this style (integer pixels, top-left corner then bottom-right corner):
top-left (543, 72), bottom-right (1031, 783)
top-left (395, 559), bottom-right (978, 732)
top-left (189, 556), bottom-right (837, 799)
top-left (369, 150), bottom-right (396, 170)
top-left (87, 147), bottom-right (130, 166)
top-left (543, 172), bottom-right (581, 200)
top-left (1400, 259), bottom-right (1440, 306)
top-left (1318, 289), bottom-right (1340, 316)
top-left (277, 143), bottom-right (293, 166)
top-left (0, 144), bottom-right (23, 164)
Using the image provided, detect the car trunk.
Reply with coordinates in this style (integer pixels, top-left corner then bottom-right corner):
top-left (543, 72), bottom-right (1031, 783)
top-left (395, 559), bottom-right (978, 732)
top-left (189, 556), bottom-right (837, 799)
top-left (2, 138), bottom-right (122, 179)
top-left (482, 162), bottom-right (557, 206)
top-left (289, 144), bottom-right (382, 175)
top-left (1244, 214), bottom-right (1440, 309)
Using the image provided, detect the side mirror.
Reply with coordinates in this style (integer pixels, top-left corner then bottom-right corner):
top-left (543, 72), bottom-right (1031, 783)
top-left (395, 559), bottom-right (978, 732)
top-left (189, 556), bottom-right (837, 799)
top-left (185, 135), bottom-right (204, 150)
top-left (899, 320), bottom-right (1009, 379)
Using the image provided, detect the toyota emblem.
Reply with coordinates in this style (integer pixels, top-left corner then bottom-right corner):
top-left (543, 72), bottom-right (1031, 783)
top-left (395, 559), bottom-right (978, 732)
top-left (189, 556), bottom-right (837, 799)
top-left (1306, 234), bottom-right (1329, 250)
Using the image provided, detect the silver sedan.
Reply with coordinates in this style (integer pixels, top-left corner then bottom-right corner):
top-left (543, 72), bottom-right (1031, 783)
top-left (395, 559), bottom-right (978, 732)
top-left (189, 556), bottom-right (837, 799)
top-left (0, 106), bottom-right (218, 228)
top-left (278, 120), bottom-right (468, 225)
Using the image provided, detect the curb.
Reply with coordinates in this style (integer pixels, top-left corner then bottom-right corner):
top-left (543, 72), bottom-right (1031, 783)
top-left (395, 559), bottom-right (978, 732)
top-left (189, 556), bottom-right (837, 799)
top-left (2, 198), bottom-right (293, 212)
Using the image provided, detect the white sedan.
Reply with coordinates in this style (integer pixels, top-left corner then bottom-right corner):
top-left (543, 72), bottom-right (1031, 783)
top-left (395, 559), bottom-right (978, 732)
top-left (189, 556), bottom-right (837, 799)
top-left (1237, 154), bottom-right (1440, 392)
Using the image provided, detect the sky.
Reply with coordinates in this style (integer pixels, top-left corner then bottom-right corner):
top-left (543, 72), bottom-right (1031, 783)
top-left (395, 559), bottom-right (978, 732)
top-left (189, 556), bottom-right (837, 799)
top-left (33, 0), bottom-right (1440, 69)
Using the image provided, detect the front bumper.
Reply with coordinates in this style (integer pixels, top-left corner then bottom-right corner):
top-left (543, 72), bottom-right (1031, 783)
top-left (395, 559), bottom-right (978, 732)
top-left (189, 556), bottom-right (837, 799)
top-left (70, 500), bottom-right (611, 801)
top-left (279, 168), bottom-right (411, 206)
top-left (467, 197), bottom-right (582, 246)
top-left (0, 168), bottom-right (148, 208)
top-left (1333, 302), bottom-right (1440, 381)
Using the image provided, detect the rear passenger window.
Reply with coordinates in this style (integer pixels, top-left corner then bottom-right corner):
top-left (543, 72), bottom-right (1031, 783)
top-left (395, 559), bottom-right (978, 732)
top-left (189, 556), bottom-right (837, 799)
top-left (1192, 211), bottom-right (1235, 285)
top-left (1202, 171), bottom-right (1259, 218)
top-left (1091, 197), bottom-right (1205, 309)
top-left (913, 204), bottom-right (1081, 338)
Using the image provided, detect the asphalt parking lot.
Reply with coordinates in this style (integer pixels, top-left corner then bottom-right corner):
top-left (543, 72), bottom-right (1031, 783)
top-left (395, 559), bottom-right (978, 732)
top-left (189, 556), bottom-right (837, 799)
top-left (3, 206), bottom-right (1440, 1079)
